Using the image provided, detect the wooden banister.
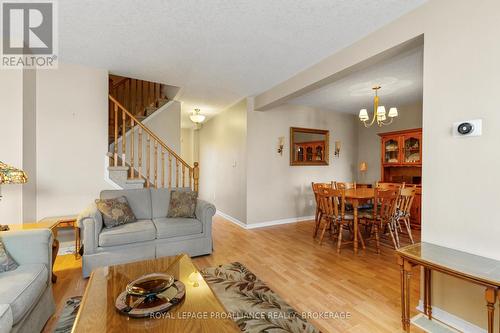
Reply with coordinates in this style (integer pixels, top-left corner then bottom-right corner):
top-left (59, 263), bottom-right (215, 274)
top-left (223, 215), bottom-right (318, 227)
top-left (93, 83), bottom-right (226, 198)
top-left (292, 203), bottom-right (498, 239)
top-left (108, 94), bottom-right (199, 192)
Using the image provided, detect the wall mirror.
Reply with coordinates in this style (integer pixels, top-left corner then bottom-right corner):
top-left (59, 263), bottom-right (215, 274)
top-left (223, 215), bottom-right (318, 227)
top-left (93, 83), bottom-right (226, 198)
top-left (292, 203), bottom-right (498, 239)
top-left (290, 127), bottom-right (329, 166)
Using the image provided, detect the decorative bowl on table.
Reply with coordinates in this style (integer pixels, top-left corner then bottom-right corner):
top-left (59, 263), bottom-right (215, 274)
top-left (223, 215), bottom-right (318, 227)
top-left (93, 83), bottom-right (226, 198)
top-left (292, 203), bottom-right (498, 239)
top-left (115, 273), bottom-right (185, 318)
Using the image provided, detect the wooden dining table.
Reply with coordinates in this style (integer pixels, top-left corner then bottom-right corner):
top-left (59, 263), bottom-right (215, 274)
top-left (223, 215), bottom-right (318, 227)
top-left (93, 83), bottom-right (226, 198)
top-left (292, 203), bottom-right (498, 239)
top-left (344, 187), bottom-right (375, 254)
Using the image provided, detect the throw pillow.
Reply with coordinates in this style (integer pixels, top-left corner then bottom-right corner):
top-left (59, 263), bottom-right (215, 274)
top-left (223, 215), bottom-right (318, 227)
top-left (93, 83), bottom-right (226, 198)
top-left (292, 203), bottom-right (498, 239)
top-left (167, 190), bottom-right (197, 218)
top-left (0, 241), bottom-right (18, 273)
top-left (95, 196), bottom-right (137, 228)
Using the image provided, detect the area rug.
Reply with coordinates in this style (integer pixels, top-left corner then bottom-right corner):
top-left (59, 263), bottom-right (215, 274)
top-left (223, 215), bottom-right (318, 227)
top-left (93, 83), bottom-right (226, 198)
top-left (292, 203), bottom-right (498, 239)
top-left (201, 262), bottom-right (320, 333)
top-left (53, 296), bottom-right (82, 333)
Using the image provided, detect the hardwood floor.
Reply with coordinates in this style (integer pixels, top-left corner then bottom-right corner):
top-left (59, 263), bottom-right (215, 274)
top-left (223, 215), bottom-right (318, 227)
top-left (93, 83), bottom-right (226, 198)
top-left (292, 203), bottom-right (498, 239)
top-left (43, 216), bottom-right (423, 333)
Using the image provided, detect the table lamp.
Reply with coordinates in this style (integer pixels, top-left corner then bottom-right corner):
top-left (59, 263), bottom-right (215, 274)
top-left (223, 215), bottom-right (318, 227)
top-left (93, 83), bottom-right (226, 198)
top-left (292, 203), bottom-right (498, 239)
top-left (0, 161), bottom-right (28, 230)
top-left (359, 161), bottom-right (367, 183)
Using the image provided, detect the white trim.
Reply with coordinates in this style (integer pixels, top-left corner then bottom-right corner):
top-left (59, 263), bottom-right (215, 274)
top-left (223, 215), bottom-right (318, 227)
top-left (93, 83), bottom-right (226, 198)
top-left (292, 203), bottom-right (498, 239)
top-left (216, 210), bottom-right (313, 230)
top-left (416, 300), bottom-right (486, 333)
top-left (216, 210), bottom-right (246, 229)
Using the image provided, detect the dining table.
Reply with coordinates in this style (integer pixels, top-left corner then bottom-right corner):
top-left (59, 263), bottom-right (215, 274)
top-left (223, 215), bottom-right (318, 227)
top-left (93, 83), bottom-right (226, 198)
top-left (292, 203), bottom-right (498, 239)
top-left (344, 187), bottom-right (375, 254)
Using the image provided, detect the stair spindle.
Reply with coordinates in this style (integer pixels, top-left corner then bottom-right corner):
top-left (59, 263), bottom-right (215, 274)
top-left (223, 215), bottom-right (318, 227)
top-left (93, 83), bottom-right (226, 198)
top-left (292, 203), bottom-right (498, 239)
top-left (138, 127), bottom-right (143, 178)
top-left (189, 168), bottom-right (193, 190)
top-left (182, 165), bottom-right (186, 188)
top-left (154, 141), bottom-right (158, 188)
top-left (168, 153), bottom-right (172, 188)
top-left (130, 118), bottom-right (135, 179)
top-left (122, 109), bottom-right (126, 167)
top-left (146, 135), bottom-right (151, 188)
top-left (161, 148), bottom-right (165, 188)
top-left (175, 159), bottom-right (179, 188)
top-left (114, 104), bottom-right (118, 166)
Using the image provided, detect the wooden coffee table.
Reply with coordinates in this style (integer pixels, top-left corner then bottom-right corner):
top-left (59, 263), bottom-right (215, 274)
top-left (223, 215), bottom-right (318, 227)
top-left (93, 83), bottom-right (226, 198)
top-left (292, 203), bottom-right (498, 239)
top-left (72, 254), bottom-right (240, 333)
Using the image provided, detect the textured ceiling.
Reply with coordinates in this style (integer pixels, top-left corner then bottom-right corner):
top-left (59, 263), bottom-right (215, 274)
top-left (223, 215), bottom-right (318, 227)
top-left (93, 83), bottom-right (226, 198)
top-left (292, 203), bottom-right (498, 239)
top-left (287, 45), bottom-right (423, 113)
top-left (58, 0), bottom-right (427, 127)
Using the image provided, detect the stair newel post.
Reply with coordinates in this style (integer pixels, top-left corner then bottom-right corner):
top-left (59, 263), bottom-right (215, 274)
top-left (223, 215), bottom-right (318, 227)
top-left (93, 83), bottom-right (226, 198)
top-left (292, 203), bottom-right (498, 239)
top-left (121, 108), bottom-right (126, 167)
top-left (175, 159), bottom-right (179, 188)
top-left (182, 164), bottom-right (186, 188)
top-left (114, 103), bottom-right (118, 166)
top-left (138, 127), bottom-right (143, 178)
top-left (130, 118), bottom-right (135, 179)
top-left (189, 167), bottom-right (193, 190)
top-left (168, 153), bottom-right (172, 189)
top-left (161, 148), bottom-right (165, 188)
top-left (146, 134), bottom-right (151, 188)
top-left (193, 162), bottom-right (199, 193)
top-left (154, 141), bottom-right (158, 188)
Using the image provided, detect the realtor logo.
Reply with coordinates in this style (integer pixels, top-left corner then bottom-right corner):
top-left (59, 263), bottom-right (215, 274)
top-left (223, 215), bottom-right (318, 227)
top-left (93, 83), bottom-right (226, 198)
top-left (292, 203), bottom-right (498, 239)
top-left (1, 1), bottom-right (58, 68)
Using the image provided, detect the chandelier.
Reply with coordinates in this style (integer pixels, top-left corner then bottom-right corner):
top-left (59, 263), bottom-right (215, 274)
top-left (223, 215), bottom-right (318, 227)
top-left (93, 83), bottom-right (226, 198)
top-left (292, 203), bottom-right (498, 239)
top-left (189, 108), bottom-right (206, 124)
top-left (358, 86), bottom-right (398, 127)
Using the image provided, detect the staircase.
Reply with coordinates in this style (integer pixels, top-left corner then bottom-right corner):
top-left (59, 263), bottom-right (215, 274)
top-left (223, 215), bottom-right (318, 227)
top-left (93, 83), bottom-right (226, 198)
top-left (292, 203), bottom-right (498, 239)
top-left (107, 95), bottom-right (199, 191)
top-left (108, 75), bottom-right (169, 143)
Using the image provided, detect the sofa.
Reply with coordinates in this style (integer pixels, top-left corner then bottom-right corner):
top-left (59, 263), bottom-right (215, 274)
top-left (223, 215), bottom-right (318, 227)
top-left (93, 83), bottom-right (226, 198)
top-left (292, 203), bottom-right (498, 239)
top-left (0, 229), bottom-right (56, 333)
top-left (78, 188), bottom-right (216, 277)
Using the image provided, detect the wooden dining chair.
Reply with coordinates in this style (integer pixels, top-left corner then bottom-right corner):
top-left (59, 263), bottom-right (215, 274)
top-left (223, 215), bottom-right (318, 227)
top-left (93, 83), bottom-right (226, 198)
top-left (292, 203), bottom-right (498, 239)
top-left (311, 182), bottom-right (334, 238)
top-left (334, 182), bottom-right (357, 190)
top-left (395, 187), bottom-right (416, 244)
top-left (360, 188), bottom-right (400, 253)
top-left (317, 188), bottom-right (365, 253)
top-left (376, 182), bottom-right (405, 190)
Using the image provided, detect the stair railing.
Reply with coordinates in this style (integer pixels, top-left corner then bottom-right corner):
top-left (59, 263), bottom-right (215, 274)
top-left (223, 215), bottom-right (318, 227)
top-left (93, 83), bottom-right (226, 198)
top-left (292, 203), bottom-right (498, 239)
top-left (109, 95), bottom-right (199, 192)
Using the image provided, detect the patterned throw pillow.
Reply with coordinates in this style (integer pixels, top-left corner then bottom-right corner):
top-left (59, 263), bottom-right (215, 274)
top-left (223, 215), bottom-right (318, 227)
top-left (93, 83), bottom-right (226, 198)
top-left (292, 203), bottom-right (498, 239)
top-left (0, 240), bottom-right (18, 273)
top-left (167, 191), bottom-right (197, 218)
top-left (95, 196), bottom-right (137, 228)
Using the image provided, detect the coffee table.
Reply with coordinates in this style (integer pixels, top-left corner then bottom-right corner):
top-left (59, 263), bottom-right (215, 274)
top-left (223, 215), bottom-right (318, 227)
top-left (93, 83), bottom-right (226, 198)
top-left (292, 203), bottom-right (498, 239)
top-left (72, 254), bottom-right (240, 333)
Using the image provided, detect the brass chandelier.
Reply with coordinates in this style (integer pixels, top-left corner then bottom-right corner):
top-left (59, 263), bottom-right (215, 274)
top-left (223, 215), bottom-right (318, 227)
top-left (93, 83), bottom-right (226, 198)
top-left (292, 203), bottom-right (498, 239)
top-left (358, 86), bottom-right (398, 127)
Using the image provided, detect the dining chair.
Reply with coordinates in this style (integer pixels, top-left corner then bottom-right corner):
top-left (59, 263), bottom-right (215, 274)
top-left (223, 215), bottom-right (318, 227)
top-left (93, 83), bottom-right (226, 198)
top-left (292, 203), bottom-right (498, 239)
top-left (376, 182), bottom-right (405, 190)
top-left (311, 182), bottom-right (334, 238)
top-left (334, 182), bottom-right (357, 190)
top-left (395, 187), bottom-right (416, 244)
top-left (360, 188), bottom-right (400, 253)
top-left (316, 188), bottom-right (365, 253)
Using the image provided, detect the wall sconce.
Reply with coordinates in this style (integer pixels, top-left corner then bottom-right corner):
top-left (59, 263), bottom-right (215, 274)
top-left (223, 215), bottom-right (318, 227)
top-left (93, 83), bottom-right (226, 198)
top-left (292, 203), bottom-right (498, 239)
top-left (277, 136), bottom-right (285, 156)
top-left (359, 161), bottom-right (367, 173)
top-left (334, 141), bottom-right (341, 158)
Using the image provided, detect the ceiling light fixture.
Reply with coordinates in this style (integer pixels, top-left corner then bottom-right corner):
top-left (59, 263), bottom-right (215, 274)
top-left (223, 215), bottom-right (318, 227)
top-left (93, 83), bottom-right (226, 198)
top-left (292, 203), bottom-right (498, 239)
top-left (189, 108), bottom-right (206, 124)
top-left (359, 86), bottom-right (398, 127)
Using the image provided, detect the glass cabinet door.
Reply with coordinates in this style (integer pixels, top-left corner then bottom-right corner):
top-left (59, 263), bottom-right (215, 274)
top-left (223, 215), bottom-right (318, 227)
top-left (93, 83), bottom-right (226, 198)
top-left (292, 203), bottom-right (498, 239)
top-left (383, 137), bottom-right (400, 164)
top-left (403, 135), bottom-right (421, 164)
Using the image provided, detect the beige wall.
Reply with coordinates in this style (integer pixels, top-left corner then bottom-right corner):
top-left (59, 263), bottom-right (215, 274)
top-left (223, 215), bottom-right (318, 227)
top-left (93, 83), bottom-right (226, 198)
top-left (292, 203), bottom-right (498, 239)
top-left (198, 99), bottom-right (247, 222)
top-left (0, 71), bottom-right (23, 224)
top-left (36, 63), bottom-right (112, 218)
top-left (253, 0), bottom-right (500, 330)
top-left (356, 101), bottom-right (422, 183)
top-left (246, 101), bottom-right (358, 224)
top-left (181, 128), bottom-right (195, 166)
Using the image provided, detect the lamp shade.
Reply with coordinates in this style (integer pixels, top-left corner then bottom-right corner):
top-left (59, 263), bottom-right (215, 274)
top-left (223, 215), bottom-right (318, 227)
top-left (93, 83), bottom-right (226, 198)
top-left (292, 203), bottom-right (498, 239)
top-left (359, 161), bottom-right (367, 172)
top-left (377, 106), bottom-right (386, 116)
top-left (359, 109), bottom-right (369, 121)
top-left (189, 109), bottom-right (206, 124)
top-left (388, 107), bottom-right (398, 118)
top-left (0, 161), bottom-right (28, 184)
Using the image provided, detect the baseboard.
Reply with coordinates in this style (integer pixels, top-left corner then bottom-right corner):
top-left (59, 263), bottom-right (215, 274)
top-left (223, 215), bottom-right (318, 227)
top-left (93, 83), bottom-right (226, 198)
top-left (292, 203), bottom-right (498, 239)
top-left (416, 300), bottom-right (486, 333)
top-left (216, 210), bottom-right (313, 230)
top-left (216, 210), bottom-right (246, 229)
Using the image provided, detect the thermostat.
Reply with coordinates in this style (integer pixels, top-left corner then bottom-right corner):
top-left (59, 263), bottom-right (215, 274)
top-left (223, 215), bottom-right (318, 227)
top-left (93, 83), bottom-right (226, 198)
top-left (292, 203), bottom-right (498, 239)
top-left (453, 119), bottom-right (482, 137)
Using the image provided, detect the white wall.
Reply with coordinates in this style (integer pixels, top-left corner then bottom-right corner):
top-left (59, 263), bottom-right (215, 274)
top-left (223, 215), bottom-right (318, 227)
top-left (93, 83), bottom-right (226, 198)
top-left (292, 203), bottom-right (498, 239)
top-left (0, 71), bottom-right (24, 224)
top-left (356, 101), bottom-right (422, 183)
top-left (246, 101), bottom-right (358, 224)
top-left (181, 128), bottom-right (195, 166)
top-left (198, 99), bottom-right (247, 223)
top-left (36, 63), bottom-right (112, 218)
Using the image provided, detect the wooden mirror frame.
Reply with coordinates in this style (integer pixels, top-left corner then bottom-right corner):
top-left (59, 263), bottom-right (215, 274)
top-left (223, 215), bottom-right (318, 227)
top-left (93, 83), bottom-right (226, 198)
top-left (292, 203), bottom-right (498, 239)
top-left (290, 127), bottom-right (329, 166)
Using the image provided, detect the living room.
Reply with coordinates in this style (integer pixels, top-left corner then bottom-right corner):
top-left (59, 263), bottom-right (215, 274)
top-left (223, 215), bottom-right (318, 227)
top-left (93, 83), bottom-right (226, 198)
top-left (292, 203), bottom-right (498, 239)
top-left (1, 1), bottom-right (499, 333)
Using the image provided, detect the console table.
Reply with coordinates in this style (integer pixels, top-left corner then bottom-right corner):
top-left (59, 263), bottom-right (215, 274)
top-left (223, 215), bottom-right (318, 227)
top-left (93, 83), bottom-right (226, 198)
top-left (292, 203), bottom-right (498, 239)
top-left (397, 242), bottom-right (500, 332)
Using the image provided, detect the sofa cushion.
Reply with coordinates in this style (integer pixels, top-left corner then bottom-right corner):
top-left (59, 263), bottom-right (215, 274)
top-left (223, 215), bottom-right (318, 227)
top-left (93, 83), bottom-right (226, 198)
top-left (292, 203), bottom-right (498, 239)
top-left (95, 196), bottom-right (137, 228)
top-left (151, 188), bottom-right (192, 218)
top-left (100, 189), bottom-right (152, 219)
top-left (0, 241), bottom-right (18, 273)
top-left (167, 191), bottom-right (197, 218)
top-left (0, 304), bottom-right (12, 333)
top-left (98, 220), bottom-right (156, 247)
top-left (0, 264), bottom-right (48, 325)
top-left (153, 218), bottom-right (203, 239)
